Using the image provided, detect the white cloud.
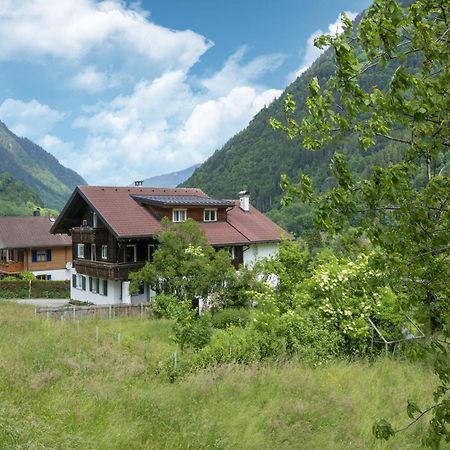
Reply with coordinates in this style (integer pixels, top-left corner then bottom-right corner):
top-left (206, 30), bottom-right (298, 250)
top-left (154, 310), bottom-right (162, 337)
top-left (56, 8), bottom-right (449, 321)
top-left (71, 66), bottom-right (120, 93)
top-left (287, 11), bottom-right (358, 82)
top-left (200, 46), bottom-right (285, 96)
top-left (0, 98), bottom-right (65, 139)
top-left (0, 0), bottom-right (211, 72)
top-left (72, 64), bottom-right (281, 184)
top-left (0, 1), bottom-right (283, 185)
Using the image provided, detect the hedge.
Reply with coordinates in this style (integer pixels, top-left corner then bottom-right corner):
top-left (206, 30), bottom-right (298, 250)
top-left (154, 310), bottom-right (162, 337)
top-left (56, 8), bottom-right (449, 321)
top-left (0, 280), bottom-right (70, 299)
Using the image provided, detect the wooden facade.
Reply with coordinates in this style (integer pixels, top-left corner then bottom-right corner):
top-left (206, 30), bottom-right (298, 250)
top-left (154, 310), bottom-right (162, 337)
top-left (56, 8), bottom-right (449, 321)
top-left (69, 203), bottom-right (244, 279)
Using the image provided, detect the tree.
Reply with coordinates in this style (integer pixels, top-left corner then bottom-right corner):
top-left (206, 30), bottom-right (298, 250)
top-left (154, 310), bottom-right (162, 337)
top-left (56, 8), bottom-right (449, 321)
top-left (129, 218), bottom-right (235, 305)
top-left (270, 0), bottom-right (449, 446)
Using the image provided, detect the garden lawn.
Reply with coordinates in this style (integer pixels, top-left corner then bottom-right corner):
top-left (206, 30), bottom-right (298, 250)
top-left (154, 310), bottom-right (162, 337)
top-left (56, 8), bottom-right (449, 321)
top-left (0, 301), bottom-right (435, 449)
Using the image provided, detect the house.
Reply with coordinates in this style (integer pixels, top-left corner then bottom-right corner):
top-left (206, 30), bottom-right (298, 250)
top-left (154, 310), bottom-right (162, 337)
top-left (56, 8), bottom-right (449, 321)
top-left (50, 186), bottom-right (289, 304)
top-left (0, 215), bottom-right (72, 280)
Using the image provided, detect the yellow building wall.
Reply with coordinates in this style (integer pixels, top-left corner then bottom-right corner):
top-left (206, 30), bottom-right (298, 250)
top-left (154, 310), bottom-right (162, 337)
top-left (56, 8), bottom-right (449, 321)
top-left (24, 246), bottom-right (71, 272)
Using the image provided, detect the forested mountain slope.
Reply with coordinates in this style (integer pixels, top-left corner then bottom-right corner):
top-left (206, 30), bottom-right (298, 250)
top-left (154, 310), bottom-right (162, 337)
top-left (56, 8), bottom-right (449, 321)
top-left (0, 121), bottom-right (86, 211)
top-left (181, 6), bottom-right (441, 234)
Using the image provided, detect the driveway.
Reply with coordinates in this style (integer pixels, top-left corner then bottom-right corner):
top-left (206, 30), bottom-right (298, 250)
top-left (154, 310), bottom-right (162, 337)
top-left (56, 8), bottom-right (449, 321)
top-left (12, 299), bottom-right (70, 308)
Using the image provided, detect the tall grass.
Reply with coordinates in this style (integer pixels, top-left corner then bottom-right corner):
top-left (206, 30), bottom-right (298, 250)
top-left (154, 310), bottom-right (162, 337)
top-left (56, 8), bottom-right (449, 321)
top-left (0, 301), bottom-right (434, 449)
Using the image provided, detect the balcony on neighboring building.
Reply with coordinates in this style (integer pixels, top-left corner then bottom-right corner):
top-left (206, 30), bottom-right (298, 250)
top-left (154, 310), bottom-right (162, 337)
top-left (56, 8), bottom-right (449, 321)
top-left (70, 227), bottom-right (109, 244)
top-left (74, 259), bottom-right (145, 280)
top-left (0, 260), bottom-right (25, 274)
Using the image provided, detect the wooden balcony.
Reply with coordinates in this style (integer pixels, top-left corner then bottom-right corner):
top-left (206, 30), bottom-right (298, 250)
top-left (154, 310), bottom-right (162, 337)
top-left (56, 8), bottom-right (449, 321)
top-left (74, 259), bottom-right (145, 280)
top-left (0, 261), bottom-right (25, 274)
top-left (70, 227), bottom-right (109, 244)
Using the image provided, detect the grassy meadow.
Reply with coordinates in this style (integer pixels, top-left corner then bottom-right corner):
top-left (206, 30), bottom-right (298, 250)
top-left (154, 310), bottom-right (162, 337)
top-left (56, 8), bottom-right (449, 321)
top-left (0, 301), bottom-right (435, 449)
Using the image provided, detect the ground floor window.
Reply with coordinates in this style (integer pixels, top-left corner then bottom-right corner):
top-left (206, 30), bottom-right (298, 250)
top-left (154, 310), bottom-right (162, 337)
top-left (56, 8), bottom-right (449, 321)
top-left (72, 274), bottom-right (86, 290)
top-left (36, 274), bottom-right (51, 280)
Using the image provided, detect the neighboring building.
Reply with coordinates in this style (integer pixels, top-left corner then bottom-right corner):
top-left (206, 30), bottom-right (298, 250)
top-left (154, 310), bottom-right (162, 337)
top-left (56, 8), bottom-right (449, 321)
top-left (51, 186), bottom-right (290, 304)
top-left (0, 216), bottom-right (72, 280)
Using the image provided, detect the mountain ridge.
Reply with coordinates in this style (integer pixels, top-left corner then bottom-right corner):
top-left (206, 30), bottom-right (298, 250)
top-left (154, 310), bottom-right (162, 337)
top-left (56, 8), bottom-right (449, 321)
top-left (0, 120), bottom-right (86, 211)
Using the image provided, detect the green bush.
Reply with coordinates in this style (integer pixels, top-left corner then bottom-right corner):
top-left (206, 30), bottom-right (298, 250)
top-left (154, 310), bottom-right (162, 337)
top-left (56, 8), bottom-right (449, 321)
top-left (211, 308), bottom-right (250, 329)
top-left (0, 280), bottom-right (70, 299)
top-left (152, 294), bottom-right (178, 319)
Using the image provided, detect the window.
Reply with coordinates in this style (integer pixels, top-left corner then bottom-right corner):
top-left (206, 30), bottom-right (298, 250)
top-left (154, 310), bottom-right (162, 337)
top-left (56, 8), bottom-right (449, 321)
top-left (32, 249), bottom-right (51, 262)
top-left (126, 244), bottom-right (137, 262)
top-left (36, 274), bottom-right (51, 280)
top-left (100, 279), bottom-right (108, 296)
top-left (101, 245), bottom-right (108, 260)
top-left (73, 274), bottom-right (86, 290)
top-left (204, 209), bottom-right (217, 222)
top-left (77, 244), bottom-right (85, 259)
top-left (172, 209), bottom-right (187, 222)
top-left (147, 244), bottom-right (156, 261)
top-left (89, 277), bottom-right (99, 293)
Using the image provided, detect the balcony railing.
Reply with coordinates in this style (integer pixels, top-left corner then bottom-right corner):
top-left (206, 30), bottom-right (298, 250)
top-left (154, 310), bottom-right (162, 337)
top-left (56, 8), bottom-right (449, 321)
top-left (0, 261), bottom-right (25, 273)
top-left (70, 227), bottom-right (109, 244)
top-left (74, 259), bottom-right (145, 280)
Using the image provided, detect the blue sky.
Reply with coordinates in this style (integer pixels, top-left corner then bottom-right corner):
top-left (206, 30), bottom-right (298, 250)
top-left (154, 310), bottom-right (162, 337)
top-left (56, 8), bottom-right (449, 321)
top-left (0, 0), bottom-right (370, 185)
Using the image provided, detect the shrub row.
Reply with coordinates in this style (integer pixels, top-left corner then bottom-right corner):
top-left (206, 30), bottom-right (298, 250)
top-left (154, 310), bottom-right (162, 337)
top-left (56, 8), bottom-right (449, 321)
top-left (0, 280), bottom-right (70, 299)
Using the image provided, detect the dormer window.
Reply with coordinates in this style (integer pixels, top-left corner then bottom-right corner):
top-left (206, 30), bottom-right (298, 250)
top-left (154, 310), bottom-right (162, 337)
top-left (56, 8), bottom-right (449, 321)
top-left (204, 209), bottom-right (217, 222)
top-left (172, 209), bottom-right (187, 222)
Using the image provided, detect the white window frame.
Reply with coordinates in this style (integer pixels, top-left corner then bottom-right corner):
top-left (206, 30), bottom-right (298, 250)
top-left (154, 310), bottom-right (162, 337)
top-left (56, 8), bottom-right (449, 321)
top-left (204, 208), bottom-right (217, 222)
top-left (126, 244), bottom-right (137, 262)
top-left (77, 243), bottom-right (85, 259)
top-left (172, 208), bottom-right (187, 223)
top-left (90, 277), bottom-right (99, 293)
top-left (101, 245), bottom-right (108, 260)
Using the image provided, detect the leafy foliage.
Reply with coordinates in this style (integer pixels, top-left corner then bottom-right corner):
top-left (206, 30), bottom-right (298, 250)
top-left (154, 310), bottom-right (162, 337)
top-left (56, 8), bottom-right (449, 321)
top-left (270, 0), bottom-right (449, 446)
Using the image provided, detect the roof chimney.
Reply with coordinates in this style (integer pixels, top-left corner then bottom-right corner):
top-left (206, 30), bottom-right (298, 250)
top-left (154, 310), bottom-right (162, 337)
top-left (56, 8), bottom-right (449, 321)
top-left (134, 180), bottom-right (143, 186)
top-left (33, 207), bottom-right (41, 216)
top-left (239, 190), bottom-right (250, 212)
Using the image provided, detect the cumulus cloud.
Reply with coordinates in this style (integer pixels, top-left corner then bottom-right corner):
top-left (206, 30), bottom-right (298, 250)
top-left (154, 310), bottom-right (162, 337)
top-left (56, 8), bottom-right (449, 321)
top-left (0, 98), bottom-right (65, 140)
top-left (73, 68), bottom-right (281, 184)
top-left (0, 0), bottom-right (211, 71)
top-left (287, 11), bottom-right (358, 82)
top-left (0, 0), bottom-right (283, 185)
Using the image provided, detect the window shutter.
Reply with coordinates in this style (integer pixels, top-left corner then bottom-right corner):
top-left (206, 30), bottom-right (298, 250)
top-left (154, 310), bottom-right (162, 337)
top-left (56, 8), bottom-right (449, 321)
top-left (89, 277), bottom-right (92, 292)
top-left (81, 276), bottom-right (86, 291)
top-left (72, 274), bottom-right (77, 288)
top-left (31, 250), bottom-right (37, 262)
top-left (46, 249), bottom-right (52, 261)
top-left (103, 279), bottom-right (108, 296)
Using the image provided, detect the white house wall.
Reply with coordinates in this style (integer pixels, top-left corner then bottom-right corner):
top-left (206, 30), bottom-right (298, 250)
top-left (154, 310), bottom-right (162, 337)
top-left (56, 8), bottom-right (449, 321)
top-left (244, 242), bottom-right (279, 267)
top-left (33, 268), bottom-right (71, 281)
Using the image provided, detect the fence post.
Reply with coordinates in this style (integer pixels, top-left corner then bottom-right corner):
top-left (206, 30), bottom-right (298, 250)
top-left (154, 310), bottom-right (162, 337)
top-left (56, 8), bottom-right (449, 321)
top-left (173, 352), bottom-right (177, 369)
top-left (46, 311), bottom-right (49, 321)
top-left (109, 304), bottom-right (112, 320)
top-left (140, 303), bottom-right (143, 319)
top-left (72, 306), bottom-right (76, 320)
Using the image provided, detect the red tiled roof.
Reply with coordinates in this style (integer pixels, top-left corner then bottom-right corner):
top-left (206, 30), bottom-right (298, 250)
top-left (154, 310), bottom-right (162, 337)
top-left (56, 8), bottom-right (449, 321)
top-left (227, 201), bottom-right (291, 243)
top-left (0, 216), bottom-right (71, 249)
top-left (78, 186), bottom-right (208, 238)
top-left (199, 222), bottom-right (249, 246)
top-left (54, 186), bottom-right (290, 245)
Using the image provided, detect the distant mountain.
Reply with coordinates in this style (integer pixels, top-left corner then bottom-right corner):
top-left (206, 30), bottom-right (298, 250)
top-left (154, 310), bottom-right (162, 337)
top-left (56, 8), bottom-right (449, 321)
top-left (138, 164), bottom-right (201, 188)
top-left (0, 121), bottom-right (86, 210)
